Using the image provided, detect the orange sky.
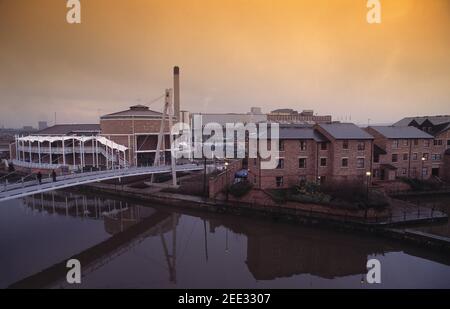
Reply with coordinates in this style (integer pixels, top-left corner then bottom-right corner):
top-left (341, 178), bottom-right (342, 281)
top-left (0, 0), bottom-right (449, 127)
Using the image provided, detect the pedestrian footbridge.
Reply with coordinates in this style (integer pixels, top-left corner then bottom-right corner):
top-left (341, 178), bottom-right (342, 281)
top-left (0, 164), bottom-right (203, 203)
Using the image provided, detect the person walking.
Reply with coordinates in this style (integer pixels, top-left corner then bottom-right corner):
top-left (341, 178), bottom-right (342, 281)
top-left (52, 170), bottom-right (57, 183)
top-left (37, 171), bottom-right (42, 185)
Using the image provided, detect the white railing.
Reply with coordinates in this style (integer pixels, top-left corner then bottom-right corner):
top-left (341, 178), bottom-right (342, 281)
top-left (16, 146), bottom-right (129, 169)
top-left (12, 159), bottom-right (80, 171)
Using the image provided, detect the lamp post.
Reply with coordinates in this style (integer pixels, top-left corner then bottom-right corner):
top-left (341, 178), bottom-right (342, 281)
top-left (421, 157), bottom-right (426, 181)
top-left (225, 161), bottom-right (229, 201)
top-left (365, 171), bottom-right (372, 221)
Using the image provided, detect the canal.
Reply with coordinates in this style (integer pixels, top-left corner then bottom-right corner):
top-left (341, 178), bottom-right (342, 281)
top-left (0, 190), bottom-right (449, 289)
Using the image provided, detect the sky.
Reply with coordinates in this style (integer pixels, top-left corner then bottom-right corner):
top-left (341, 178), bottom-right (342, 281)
top-left (0, 0), bottom-right (449, 128)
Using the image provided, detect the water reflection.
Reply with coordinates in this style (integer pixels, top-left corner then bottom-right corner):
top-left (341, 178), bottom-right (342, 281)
top-left (1, 190), bottom-right (449, 288)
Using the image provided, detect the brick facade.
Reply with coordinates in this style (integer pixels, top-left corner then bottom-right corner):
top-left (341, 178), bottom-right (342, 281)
top-left (366, 127), bottom-right (434, 181)
top-left (252, 124), bottom-right (374, 190)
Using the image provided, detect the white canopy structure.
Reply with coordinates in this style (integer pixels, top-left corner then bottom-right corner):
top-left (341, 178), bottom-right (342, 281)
top-left (17, 136), bottom-right (128, 152)
top-left (14, 135), bottom-right (129, 170)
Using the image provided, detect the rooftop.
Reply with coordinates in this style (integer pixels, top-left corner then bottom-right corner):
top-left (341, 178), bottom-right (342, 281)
top-left (101, 105), bottom-right (164, 120)
top-left (250, 124), bottom-right (328, 142)
top-left (279, 127), bottom-right (328, 142)
top-left (369, 126), bottom-right (434, 139)
top-left (394, 115), bottom-right (450, 127)
top-left (318, 123), bottom-right (374, 140)
top-left (34, 124), bottom-right (101, 136)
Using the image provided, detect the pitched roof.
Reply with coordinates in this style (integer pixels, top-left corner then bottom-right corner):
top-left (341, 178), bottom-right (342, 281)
top-left (436, 123), bottom-right (450, 136)
top-left (101, 105), bottom-right (163, 119)
top-left (394, 115), bottom-right (450, 127)
top-left (374, 144), bottom-right (387, 156)
top-left (368, 126), bottom-right (434, 139)
top-left (249, 124), bottom-right (328, 142)
top-left (318, 123), bottom-right (374, 140)
top-left (279, 127), bottom-right (328, 142)
top-left (34, 124), bottom-right (100, 136)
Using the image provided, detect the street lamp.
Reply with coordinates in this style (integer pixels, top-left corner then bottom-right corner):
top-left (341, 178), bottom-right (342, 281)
top-left (421, 157), bottom-right (426, 181)
top-left (225, 161), bottom-right (230, 201)
top-left (366, 171), bottom-right (372, 197)
top-left (365, 171), bottom-right (372, 221)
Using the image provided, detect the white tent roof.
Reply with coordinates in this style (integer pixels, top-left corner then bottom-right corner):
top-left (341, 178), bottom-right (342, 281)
top-left (17, 136), bottom-right (128, 152)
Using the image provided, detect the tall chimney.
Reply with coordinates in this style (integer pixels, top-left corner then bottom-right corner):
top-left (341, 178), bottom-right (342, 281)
top-left (174, 66), bottom-right (180, 121)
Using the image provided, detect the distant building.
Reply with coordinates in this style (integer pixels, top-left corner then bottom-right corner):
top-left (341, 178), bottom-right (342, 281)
top-left (22, 126), bottom-right (35, 131)
top-left (0, 138), bottom-right (12, 160)
top-left (268, 109), bottom-right (332, 124)
top-left (249, 107), bottom-right (263, 115)
top-left (38, 121), bottom-right (48, 131)
top-left (192, 108), bottom-right (268, 127)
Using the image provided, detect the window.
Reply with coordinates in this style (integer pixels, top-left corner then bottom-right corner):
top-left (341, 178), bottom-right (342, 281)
top-left (422, 168), bottom-right (428, 177)
top-left (432, 154), bottom-right (442, 161)
top-left (279, 140), bottom-right (285, 151)
top-left (434, 140), bottom-right (443, 146)
top-left (392, 154), bottom-right (398, 163)
top-left (254, 175), bottom-right (257, 184)
top-left (402, 168), bottom-right (407, 175)
top-left (299, 158), bottom-right (307, 169)
top-left (413, 153), bottom-right (418, 161)
top-left (374, 154), bottom-right (380, 163)
top-left (343, 140), bottom-right (349, 150)
top-left (403, 140), bottom-right (409, 146)
top-left (276, 159), bottom-right (285, 169)
top-left (300, 140), bottom-right (307, 151)
top-left (414, 139), bottom-right (419, 146)
top-left (320, 142), bottom-right (327, 151)
top-left (403, 154), bottom-right (408, 161)
top-left (447, 140), bottom-right (450, 147)
top-left (357, 141), bottom-right (365, 151)
top-left (342, 158), bottom-right (349, 168)
top-left (357, 158), bottom-right (365, 169)
top-left (320, 158), bottom-right (327, 167)
top-left (392, 140), bottom-right (399, 149)
top-left (424, 140), bottom-right (430, 147)
top-left (423, 153), bottom-right (429, 161)
top-left (276, 177), bottom-right (284, 188)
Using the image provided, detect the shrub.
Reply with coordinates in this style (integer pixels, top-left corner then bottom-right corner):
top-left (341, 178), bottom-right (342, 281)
top-left (8, 162), bottom-right (15, 173)
top-left (267, 181), bottom-right (389, 210)
top-left (228, 181), bottom-right (253, 198)
top-left (400, 177), bottom-right (443, 191)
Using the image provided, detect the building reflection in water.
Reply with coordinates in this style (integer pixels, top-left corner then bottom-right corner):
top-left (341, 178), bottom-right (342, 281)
top-left (207, 216), bottom-right (391, 281)
top-left (19, 192), bottom-right (179, 288)
top-left (19, 192), bottom-right (443, 288)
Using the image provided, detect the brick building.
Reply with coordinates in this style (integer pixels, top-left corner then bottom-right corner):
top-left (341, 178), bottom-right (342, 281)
top-left (249, 125), bottom-right (329, 189)
top-left (252, 123), bottom-right (374, 189)
top-left (366, 126), bottom-right (434, 181)
top-left (315, 123), bottom-right (374, 183)
top-left (394, 116), bottom-right (450, 179)
top-left (100, 105), bottom-right (175, 167)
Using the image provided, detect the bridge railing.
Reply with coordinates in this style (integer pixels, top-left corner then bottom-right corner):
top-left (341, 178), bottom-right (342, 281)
top-left (1, 164), bottom-right (201, 194)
